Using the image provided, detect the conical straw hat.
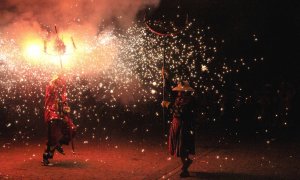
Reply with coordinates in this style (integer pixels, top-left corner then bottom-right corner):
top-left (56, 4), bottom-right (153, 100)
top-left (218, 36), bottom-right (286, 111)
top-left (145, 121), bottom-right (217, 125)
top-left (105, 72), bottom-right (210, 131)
top-left (172, 81), bottom-right (195, 92)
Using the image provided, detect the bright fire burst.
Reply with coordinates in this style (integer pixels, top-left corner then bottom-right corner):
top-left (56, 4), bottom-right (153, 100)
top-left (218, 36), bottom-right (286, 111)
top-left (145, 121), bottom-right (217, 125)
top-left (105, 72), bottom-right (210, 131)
top-left (26, 44), bottom-right (42, 58)
top-left (20, 31), bottom-right (79, 68)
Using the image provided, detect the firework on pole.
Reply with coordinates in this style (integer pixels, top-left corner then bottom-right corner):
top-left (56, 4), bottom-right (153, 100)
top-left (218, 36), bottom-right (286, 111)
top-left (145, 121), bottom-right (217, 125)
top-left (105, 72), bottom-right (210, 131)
top-left (43, 26), bottom-right (77, 69)
top-left (144, 10), bottom-right (189, 137)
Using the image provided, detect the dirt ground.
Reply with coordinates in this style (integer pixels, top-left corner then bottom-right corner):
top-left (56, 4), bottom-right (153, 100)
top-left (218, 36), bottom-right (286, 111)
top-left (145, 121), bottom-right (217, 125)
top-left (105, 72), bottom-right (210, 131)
top-left (164, 141), bottom-right (300, 180)
top-left (0, 136), bottom-right (299, 179)
top-left (0, 137), bottom-right (176, 179)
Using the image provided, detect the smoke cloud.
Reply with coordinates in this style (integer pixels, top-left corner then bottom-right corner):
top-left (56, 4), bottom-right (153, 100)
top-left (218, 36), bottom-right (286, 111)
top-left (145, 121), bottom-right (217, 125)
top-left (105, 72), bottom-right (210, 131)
top-left (0, 0), bottom-right (159, 36)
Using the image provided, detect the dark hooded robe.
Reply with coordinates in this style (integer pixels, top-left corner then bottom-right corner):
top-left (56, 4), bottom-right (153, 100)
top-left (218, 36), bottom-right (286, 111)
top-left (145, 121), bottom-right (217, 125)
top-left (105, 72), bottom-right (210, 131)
top-left (168, 94), bottom-right (196, 157)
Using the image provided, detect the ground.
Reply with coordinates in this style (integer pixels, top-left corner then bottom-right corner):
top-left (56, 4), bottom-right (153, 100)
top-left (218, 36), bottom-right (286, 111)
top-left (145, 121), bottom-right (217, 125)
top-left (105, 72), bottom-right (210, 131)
top-left (0, 135), bottom-right (299, 179)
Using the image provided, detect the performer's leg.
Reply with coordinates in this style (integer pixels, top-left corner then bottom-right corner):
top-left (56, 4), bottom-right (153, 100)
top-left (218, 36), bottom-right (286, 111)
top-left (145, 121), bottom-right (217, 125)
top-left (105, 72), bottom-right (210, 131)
top-left (59, 119), bottom-right (76, 147)
top-left (43, 120), bottom-right (66, 165)
top-left (43, 121), bottom-right (56, 165)
top-left (180, 152), bottom-right (192, 177)
top-left (53, 120), bottom-right (65, 155)
top-left (59, 121), bottom-right (71, 145)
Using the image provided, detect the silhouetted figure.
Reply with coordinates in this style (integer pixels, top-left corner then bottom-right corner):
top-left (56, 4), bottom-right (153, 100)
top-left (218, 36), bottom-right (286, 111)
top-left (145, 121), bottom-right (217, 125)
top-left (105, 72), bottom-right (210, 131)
top-left (162, 81), bottom-right (196, 177)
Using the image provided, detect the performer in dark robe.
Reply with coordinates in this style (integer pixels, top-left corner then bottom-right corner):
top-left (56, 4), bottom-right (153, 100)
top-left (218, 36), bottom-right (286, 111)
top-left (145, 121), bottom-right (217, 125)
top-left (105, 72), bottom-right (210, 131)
top-left (162, 80), bottom-right (196, 177)
top-left (42, 74), bottom-right (76, 166)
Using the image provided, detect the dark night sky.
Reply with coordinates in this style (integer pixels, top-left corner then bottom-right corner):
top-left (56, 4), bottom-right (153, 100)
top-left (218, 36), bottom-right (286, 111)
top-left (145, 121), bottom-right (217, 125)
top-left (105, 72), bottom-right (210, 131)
top-left (153, 0), bottom-right (300, 82)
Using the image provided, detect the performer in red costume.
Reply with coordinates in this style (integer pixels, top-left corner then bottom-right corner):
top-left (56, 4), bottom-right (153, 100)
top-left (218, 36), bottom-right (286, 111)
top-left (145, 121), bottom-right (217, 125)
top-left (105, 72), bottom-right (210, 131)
top-left (42, 74), bottom-right (76, 166)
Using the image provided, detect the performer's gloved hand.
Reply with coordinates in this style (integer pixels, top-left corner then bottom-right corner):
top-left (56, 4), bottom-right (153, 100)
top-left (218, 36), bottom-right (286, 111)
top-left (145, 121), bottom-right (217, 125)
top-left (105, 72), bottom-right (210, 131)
top-left (161, 67), bottom-right (169, 79)
top-left (161, 101), bottom-right (170, 108)
top-left (63, 106), bottom-right (71, 113)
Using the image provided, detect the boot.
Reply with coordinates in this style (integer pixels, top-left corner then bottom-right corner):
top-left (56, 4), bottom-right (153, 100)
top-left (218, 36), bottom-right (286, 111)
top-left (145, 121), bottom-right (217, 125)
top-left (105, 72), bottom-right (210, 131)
top-left (185, 158), bottom-right (193, 169)
top-left (42, 152), bottom-right (53, 166)
top-left (180, 170), bottom-right (190, 178)
top-left (56, 145), bottom-right (65, 155)
top-left (180, 158), bottom-right (192, 177)
top-left (181, 158), bottom-right (193, 171)
top-left (42, 153), bottom-right (49, 166)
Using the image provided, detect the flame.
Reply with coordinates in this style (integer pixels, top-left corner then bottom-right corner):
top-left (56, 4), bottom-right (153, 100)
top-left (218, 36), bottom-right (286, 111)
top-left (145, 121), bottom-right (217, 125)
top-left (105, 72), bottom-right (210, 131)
top-left (18, 29), bottom-right (121, 71)
top-left (20, 31), bottom-right (78, 68)
top-left (21, 34), bottom-right (44, 64)
top-left (26, 44), bottom-right (42, 58)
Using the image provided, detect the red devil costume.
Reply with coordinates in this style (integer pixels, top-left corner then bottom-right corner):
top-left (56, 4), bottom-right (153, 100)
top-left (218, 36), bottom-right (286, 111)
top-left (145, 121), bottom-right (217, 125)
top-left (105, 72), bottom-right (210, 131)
top-left (162, 80), bottom-right (196, 177)
top-left (42, 75), bottom-right (76, 166)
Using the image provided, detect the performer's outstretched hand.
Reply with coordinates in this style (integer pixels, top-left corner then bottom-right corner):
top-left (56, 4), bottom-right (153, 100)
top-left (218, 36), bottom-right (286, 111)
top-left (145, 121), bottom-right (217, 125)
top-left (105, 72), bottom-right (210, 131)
top-left (161, 67), bottom-right (169, 79)
top-left (161, 101), bottom-right (170, 108)
top-left (63, 106), bottom-right (71, 113)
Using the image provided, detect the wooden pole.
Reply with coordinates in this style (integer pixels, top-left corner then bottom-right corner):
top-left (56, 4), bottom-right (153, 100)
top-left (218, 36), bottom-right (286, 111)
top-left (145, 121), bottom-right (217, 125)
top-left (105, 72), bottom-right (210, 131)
top-left (162, 39), bottom-right (166, 137)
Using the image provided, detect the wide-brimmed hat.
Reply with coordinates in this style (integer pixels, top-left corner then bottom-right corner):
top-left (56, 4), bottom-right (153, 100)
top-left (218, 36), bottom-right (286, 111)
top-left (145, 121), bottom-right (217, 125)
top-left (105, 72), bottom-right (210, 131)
top-left (172, 81), bottom-right (195, 92)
